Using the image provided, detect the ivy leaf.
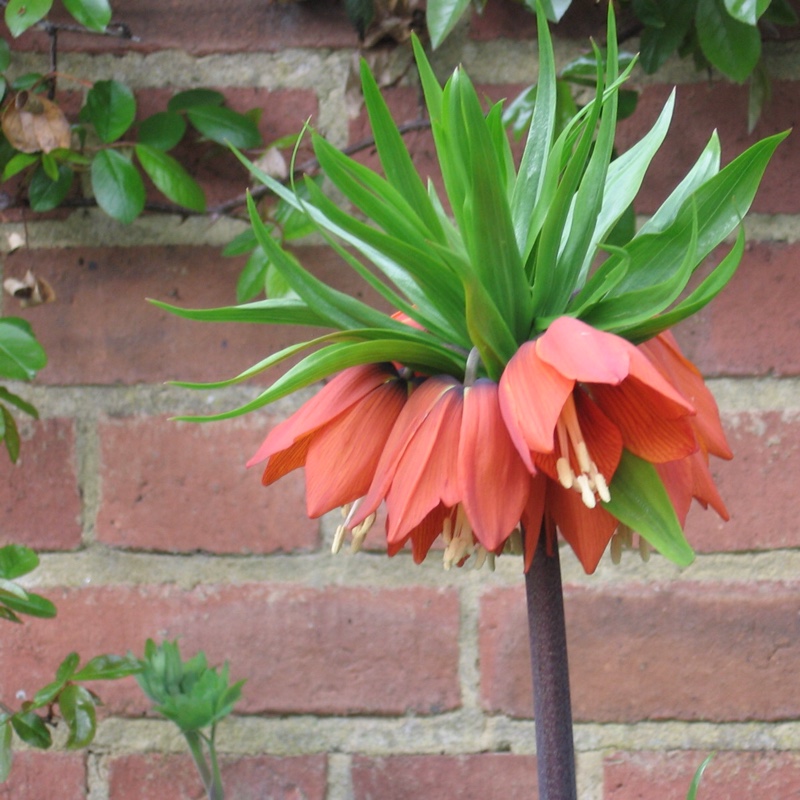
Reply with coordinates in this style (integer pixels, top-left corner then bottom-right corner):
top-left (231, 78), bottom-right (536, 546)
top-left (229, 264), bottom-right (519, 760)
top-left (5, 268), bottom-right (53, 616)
top-left (135, 144), bottom-right (206, 212)
top-left (62, 0), bottom-right (111, 31)
top-left (697, 0), bottom-right (761, 82)
top-left (91, 149), bottom-right (145, 223)
top-left (5, 0), bottom-right (53, 38)
top-left (81, 80), bottom-right (136, 142)
top-left (185, 105), bottom-right (262, 149)
top-left (28, 163), bottom-right (73, 211)
top-left (0, 318), bottom-right (47, 381)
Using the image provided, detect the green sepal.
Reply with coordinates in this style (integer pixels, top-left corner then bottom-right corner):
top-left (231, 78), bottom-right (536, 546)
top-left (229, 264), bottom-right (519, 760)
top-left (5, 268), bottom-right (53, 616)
top-left (602, 450), bottom-right (694, 567)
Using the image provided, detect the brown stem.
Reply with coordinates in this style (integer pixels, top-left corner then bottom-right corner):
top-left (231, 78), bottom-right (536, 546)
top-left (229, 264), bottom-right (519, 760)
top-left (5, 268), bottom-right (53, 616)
top-left (524, 525), bottom-right (577, 800)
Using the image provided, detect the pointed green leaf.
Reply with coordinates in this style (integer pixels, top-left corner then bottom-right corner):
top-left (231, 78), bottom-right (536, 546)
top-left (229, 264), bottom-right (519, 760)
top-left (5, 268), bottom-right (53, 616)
top-left (137, 111), bottom-right (187, 150)
top-left (723, 0), bottom-right (769, 25)
top-left (149, 295), bottom-right (326, 328)
top-left (697, 0), bottom-right (761, 82)
top-left (62, 0), bottom-right (111, 31)
top-left (72, 653), bottom-right (143, 681)
top-left (91, 149), bottom-right (145, 223)
top-left (512, 1), bottom-right (557, 256)
top-left (603, 450), bottom-right (694, 567)
top-left (0, 387), bottom-right (38, 419)
top-left (0, 318), bottom-right (46, 381)
top-left (1, 590), bottom-right (55, 618)
top-left (168, 89), bottom-right (225, 112)
top-left (638, 0), bottom-right (693, 73)
top-left (426, 0), bottom-right (470, 48)
top-left (28, 164), bottom-right (73, 212)
top-left (81, 80), bottom-right (136, 142)
top-left (135, 144), bottom-right (206, 211)
top-left (0, 720), bottom-right (11, 782)
top-left (11, 712), bottom-right (51, 749)
top-left (359, 59), bottom-right (443, 240)
top-left (186, 105), bottom-right (262, 149)
top-left (687, 754), bottom-right (715, 800)
top-left (2, 152), bottom-right (38, 181)
top-left (5, 0), bottom-right (52, 37)
top-left (0, 544), bottom-right (38, 580)
top-left (0, 579), bottom-right (27, 600)
top-left (1, 407), bottom-right (19, 463)
top-left (59, 684), bottom-right (96, 749)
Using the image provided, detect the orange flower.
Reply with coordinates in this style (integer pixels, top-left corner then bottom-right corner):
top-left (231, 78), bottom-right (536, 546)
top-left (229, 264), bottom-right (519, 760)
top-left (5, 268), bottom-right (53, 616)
top-left (499, 316), bottom-right (699, 572)
top-left (348, 376), bottom-right (530, 568)
top-left (247, 363), bottom-right (409, 518)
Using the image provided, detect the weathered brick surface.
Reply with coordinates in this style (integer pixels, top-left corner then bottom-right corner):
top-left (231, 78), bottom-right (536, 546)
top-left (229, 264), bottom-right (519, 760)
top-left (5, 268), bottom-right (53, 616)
top-left (604, 750), bottom-right (800, 800)
top-left (469, 0), bottom-right (612, 41)
top-left (351, 754), bottom-right (538, 800)
top-left (686, 411), bottom-right (800, 552)
top-left (96, 414), bottom-right (317, 553)
top-left (616, 81), bottom-right (798, 215)
top-left (108, 753), bottom-right (327, 800)
top-left (0, 418), bottom-right (82, 550)
top-left (0, 751), bottom-right (85, 800)
top-left (12, 1), bottom-right (357, 55)
top-left (3, 245), bottom-right (368, 385)
top-left (480, 582), bottom-right (800, 722)
top-left (673, 242), bottom-right (800, 377)
top-left (0, 584), bottom-right (460, 716)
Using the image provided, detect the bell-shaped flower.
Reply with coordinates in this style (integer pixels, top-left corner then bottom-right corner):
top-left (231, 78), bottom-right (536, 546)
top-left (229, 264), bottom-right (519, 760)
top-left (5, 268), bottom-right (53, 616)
top-left (247, 363), bottom-right (408, 518)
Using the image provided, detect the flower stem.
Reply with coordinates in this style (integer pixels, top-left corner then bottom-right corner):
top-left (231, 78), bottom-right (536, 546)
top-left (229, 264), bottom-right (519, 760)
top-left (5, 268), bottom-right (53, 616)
top-left (524, 526), bottom-right (577, 800)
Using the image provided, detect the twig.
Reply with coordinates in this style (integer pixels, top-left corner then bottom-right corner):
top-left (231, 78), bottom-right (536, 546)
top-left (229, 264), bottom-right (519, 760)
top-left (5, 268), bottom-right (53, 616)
top-left (0, 2), bottom-right (137, 40)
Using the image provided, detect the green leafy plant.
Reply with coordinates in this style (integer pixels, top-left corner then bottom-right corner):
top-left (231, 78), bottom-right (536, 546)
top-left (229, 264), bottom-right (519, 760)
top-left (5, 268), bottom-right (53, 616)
top-left (0, 545), bottom-right (141, 782)
top-left (136, 639), bottom-right (244, 800)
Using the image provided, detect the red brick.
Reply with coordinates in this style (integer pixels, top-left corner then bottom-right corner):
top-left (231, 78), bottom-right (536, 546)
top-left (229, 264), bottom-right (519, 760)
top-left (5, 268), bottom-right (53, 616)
top-left (108, 753), bottom-right (327, 800)
top-left (616, 81), bottom-right (797, 215)
top-left (604, 750), bottom-right (800, 800)
top-left (352, 754), bottom-right (538, 800)
top-left (11, 2), bottom-right (357, 56)
top-left (685, 411), bottom-right (800, 553)
top-left (96, 414), bottom-right (317, 554)
top-left (480, 582), bottom-right (800, 722)
top-left (0, 751), bottom-right (85, 800)
top-left (3, 244), bottom-right (370, 385)
top-left (0, 583), bottom-right (460, 716)
top-left (0, 418), bottom-right (81, 550)
top-left (469, 0), bottom-right (615, 42)
top-left (673, 241), bottom-right (800, 377)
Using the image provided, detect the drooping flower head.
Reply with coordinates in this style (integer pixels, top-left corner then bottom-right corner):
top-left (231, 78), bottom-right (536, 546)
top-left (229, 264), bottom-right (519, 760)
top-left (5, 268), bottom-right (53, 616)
top-left (161, 2), bottom-right (784, 574)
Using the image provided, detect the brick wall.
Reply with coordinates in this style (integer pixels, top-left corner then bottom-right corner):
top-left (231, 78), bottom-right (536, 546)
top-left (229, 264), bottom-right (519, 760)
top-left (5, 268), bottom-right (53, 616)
top-left (1, 2), bottom-right (799, 798)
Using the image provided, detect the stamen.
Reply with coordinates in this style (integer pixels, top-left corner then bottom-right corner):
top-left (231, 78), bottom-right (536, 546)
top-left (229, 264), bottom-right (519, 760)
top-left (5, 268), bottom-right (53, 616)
top-left (332, 524), bottom-right (346, 554)
top-left (556, 392), bottom-right (611, 509)
top-left (638, 535), bottom-right (651, 562)
top-left (610, 531), bottom-right (623, 564)
top-left (443, 506), bottom-right (474, 570)
top-left (350, 513), bottom-right (376, 553)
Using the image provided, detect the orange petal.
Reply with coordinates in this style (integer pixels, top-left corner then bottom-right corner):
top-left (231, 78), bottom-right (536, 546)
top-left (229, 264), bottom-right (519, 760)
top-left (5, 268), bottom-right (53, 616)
top-left (591, 377), bottom-right (698, 464)
top-left (304, 377), bottom-right (408, 517)
top-left (385, 383), bottom-right (462, 543)
top-left (521, 474), bottom-right (546, 572)
top-left (247, 363), bottom-right (400, 467)
top-left (261, 434), bottom-right (312, 486)
top-left (499, 340), bottom-right (574, 458)
top-left (688, 450), bottom-right (729, 520)
top-left (349, 376), bottom-right (455, 526)
top-left (536, 316), bottom-right (633, 384)
top-left (459, 379), bottom-right (531, 551)
top-left (640, 332), bottom-right (732, 459)
top-left (656, 458), bottom-right (693, 527)
top-left (548, 481), bottom-right (618, 574)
